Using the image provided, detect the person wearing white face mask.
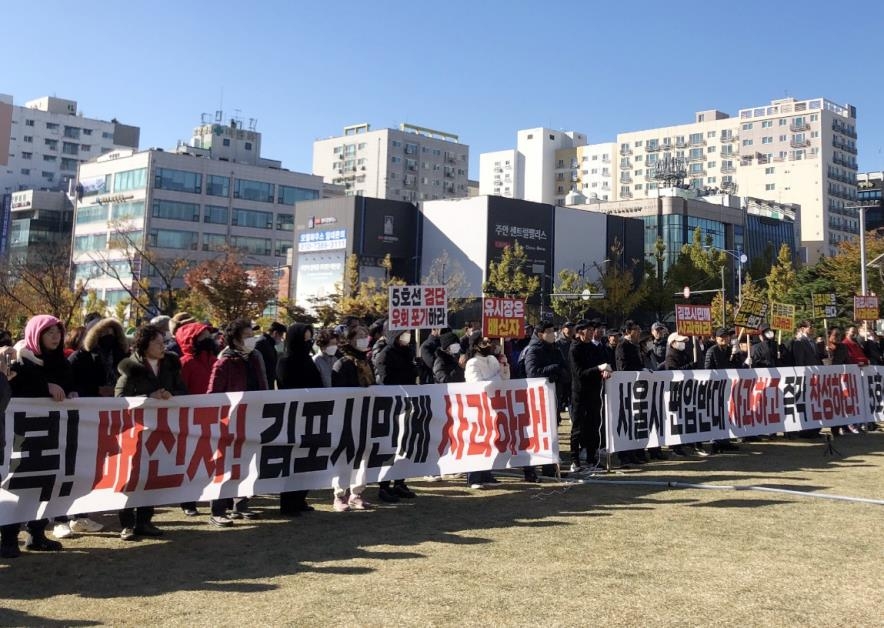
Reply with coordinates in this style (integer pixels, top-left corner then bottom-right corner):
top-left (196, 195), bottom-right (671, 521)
top-left (750, 324), bottom-right (781, 368)
top-left (313, 329), bottom-right (341, 388)
top-left (433, 332), bottom-right (465, 384)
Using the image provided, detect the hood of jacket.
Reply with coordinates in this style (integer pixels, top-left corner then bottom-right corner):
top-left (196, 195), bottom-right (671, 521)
top-left (176, 322), bottom-right (211, 357)
top-left (24, 314), bottom-right (64, 356)
top-left (82, 318), bottom-right (128, 353)
top-left (284, 323), bottom-right (315, 356)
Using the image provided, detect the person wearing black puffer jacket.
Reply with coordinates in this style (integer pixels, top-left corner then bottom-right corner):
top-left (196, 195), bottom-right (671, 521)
top-left (276, 323), bottom-right (323, 516)
top-left (433, 332), bottom-right (465, 383)
top-left (373, 326), bottom-right (418, 502)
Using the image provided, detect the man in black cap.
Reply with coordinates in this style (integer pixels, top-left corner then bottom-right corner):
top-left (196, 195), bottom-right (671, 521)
top-left (615, 320), bottom-right (650, 464)
top-left (569, 320), bottom-right (611, 471)
top-left (647, 322), bottom-right (669, 370)
top-left (523, 322), bottom-right (569, 480)
top-left (704, 327), bottom-right (740, 452)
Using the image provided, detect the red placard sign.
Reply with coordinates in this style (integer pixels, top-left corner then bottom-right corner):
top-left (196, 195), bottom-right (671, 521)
top-left (675, 304), bottom-right (713, 336)
top-left (482, 297), bottom-right (526, 338)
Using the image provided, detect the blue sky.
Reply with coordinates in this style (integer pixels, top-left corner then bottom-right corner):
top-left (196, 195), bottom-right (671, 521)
top-left (5, 0), bottom-right (884, 177)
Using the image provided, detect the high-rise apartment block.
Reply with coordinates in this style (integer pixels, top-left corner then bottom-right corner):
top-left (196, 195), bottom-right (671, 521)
top-left (481, 97), bottom-right (858, 263)
top-left (0, 94), bottom-right (140, 251)
top-left (312, 123), bottom-right (469, 202)
top-left (71, 118), bottom-right (323, 312)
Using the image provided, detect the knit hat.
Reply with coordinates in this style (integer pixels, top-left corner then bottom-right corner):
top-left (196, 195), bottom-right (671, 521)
top-left (440, 332), bottom-right (460, 349)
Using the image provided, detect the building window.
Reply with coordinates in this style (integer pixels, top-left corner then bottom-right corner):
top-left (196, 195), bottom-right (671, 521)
top-left (60, 158), bottom-right (77, 171)
top-left (154, 168), bottom-right (202, 193)
top-left (113, 168), bottom-right (147, 192)
top-left (762, 121), bottom-right (773, 128)
top-left (742, 139), bottom-right (754, 146)
top-left (25, 119), bottom-right (34, 127)
top-left (76, 205), bottom-right (109, 225)
top-left (20, 168), bottom-right (30, 175)
top-left (46, 122), bottom-right (59, 130)
top-left (82, 128), bottom-right (92, 136)
top-left (203, 174), bottom-right (228, 197)
top-left (762, 137), bottom-right (773, 144)
top-left (23, 135), bottom-right (33, 143)
top-left (204, 205), bottom-right (228, 224)
top-left (150, 228), bottom-right (198, 250)
top-left (44, 139), bottom-right (57, 150)
top-left (112, 201), bottom-right (145, 221)
top-left (233, 178), bottom-right (274, 202)
top-left (245, 142), bottom-right (252, 151)
top-left (222, 138), bottom-right (230, 147)
top-left (202, 233), bottom-right (228, 251)
top-left (63, 126), bottom-right (81, 139)
top-left (765, 183), bottom-right (775, 191)
top-left (62, 142), bottom-right (78, 155)
top-left (276, 213), bottom-right (294, 230)
top-left (229, 235), bottom-right (272, 256)
top-left (21, 152), bottom-right (32, 160)
top-left (74, 233), bottom-right (107, 252)
top-left (765, 167), bottom-right (775, 175)
top-left (43, 155), bottom-right (56, 162)
top-left (152, 199), bottom-right (199, 221)
top-left (277, 185), bottom-right (319, 205)
top-left (232, 208), bottom-right (273, 229)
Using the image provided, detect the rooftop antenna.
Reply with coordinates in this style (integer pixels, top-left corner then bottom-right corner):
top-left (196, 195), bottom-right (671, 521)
top-left (215, 86), bottom-right (224, 123)
top-left (248, 117), bottom-right (258, 131)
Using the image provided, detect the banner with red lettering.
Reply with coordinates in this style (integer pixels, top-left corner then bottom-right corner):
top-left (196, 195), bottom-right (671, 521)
top-left (605, 366), bottom-right (870, 452)
top-left (0, 379), bottom-right (557, 525)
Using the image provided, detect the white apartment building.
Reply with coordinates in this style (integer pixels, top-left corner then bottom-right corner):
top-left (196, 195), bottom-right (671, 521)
top-left (312, 123), bottom-right (469, 202)
top-left (71, 119), bottom-right (323, 312)
top-left (0, 94), bottom-right (139, 252)
top-left (614, 97), bottom-right (857, 262)
top-left (478, 127), bottom-right (590, 205)
top-left (482, 97), bottom-right (857, 263)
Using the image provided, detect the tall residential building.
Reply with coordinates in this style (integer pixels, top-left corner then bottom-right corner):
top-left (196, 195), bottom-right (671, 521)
top-left (615, 97), bottom-right (857, 262)
top-left (478, 128), bottom-right (589, 204)
top-left (0, 94), bottom-right (139, 251)
top-left (312, 123), bottom-right (469, 202)
top-left (7, 189), bottom-right (74, 259)
top-left (481, 96), bottom-right (858, 263)
top-left (71, 119), bottom-right (323, 313)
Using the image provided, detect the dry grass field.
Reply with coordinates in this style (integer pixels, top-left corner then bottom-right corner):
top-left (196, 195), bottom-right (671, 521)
top-left (2, 431), bottom-right (883, 627)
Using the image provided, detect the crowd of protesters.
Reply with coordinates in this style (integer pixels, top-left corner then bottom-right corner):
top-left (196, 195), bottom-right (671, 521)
top-left (0, 310), bottom-right (881, 558)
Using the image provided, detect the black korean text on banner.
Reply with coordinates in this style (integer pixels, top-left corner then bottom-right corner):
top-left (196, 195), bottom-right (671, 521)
top-left (854, 295), bottom-right (879, 322)
top-left (388, 285), bottom-right (448, 330)
top-left (770, 302), bottom-right (795, 332)
top-left (675, 304), bottom-right (713, 336)
top-left (604, 366), bottom-right (866, 452)
top-left (812, 293), bottom-right (837, 319)
top-left (733, 298), bottom-right (769, 330)
top-left (482, 297), bottom-right (526, 339)
top-left (0, 380), bottom-right (557, 526)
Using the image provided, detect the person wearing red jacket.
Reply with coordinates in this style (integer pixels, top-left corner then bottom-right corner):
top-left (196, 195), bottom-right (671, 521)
top-left (175, 321), bottom-right (218, 517)
top-left (177, 322), bottom-right (217, 395)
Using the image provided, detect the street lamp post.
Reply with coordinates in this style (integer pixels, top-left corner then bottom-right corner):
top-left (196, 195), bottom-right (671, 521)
top-left (706, 246), bottom-right (748, 306)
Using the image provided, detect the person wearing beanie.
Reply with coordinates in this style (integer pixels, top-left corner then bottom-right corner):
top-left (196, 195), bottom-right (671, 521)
top-left (433, 332), bottom-right (465, 384)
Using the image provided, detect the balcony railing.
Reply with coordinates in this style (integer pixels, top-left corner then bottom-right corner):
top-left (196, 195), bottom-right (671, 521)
top-left (645, 144), bottom-right (661, 152)
top-left (720, 135), bottom-right (739, 143)
top-left (790, 122), bottom-right (810, 132)
top-left (790, 139), bottom-right (810, 148)
top-left (619, 147), bottom-right (632, 155)
top-left (721, 165), bottom-right (736, 173)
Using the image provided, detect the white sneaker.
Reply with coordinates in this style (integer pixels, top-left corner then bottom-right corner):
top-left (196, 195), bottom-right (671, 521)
top-left (423, 475), bottom-right (441, 482)
top-left (469, 483), bottom-right (485, 490)
top-left (52, 522), bottom-right (73, 539)
top-left (69, 518), bottom-right (104, 533)
top-left (569, 463), bottom-right (584, 473)
top-left (348, 494), bottom-right (372, 510)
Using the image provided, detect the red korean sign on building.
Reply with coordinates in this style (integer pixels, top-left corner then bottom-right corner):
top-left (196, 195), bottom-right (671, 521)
top-left (388, 285), bottom-right (448, 330)
top-left (675, 304), bottom-right (713, 336)
top-left (854, 295), bottom-right (880, 321)
top-left (482, 297), bottom-right (526, 338)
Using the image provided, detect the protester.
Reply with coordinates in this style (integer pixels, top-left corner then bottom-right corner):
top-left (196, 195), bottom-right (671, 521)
top-left (166, 312), bottom-right (195, 356)
top-left (206, 319), bottom-right (267, 525)
top-left (663, 331), bottom-right (703, 456)
top-left (646, 322), bottom-right (669, 370)
top-left (115, 323), bottom-right (188, 540)
top-left (69, 318), bottom-right (129, 398)
top-left (419, 328), bottom-right (444, 384)
top-left (64, 325), bottom-right (87, 358)
top-left (313, 329), bottom-right (340, 388)
top-left (374, 326), bottom-right (418, 501)
top-left (569, 320), bottom-right (611, 471)
top-left (750, 324), bottom-right (781, 368)
top-left (254, 321), bottom-right (286, 390)
top-left (788, 320), bottom-right (823, 438)
top-left (523, 322), bottom-right (568, 480)
top-left (330, 325), bottom-right (375, 511)
top-left (275, 323), bottom-right (322, 516)
top-left (1, 315), bottom-right (75, 554)
top-left (704, 328), bottom-right (741, 452)
top-left (462, 336), bottom-right (507, 488)
top-left (828, 327), bottom-right (861, 435)
top-left (615, 320), bottom-right (655, 463)
top-left (459, 322), bottom-right (476, 353)
top-left (433, 332), bottom-right (465, 384)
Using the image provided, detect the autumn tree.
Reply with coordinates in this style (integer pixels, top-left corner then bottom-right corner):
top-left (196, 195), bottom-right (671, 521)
top-left (594, 238), bottom-right (648, 329)
top-left (337, 253), bottom-right (406, 321)
top-left (641, 237), bottom-right (673, 322)
top-left (184, 247), bottom-right (277, 324)
top-left (483, 241), bottom-right (540, 298)
top-left (275, 298), bottom-right (319, 325)
top-left (422, 249), bottom-right (471, 313)
top-left (765, 243), bottom-right (797, 308)
top-left (549, 268), bottom-right (592, 321)
top-left (88, 224), bottom-right (191, 317)
top-left (0, 243), bottom-right (88, 328)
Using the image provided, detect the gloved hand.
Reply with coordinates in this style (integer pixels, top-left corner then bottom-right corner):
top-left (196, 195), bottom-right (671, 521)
top-left (598, 363), bottom-right (611, 373)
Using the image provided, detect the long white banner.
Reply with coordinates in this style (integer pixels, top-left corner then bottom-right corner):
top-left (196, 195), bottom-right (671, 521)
top-left (0, 379), bottom-right (558, 525)
top-left (605, 365), bottom-right (884, 452)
